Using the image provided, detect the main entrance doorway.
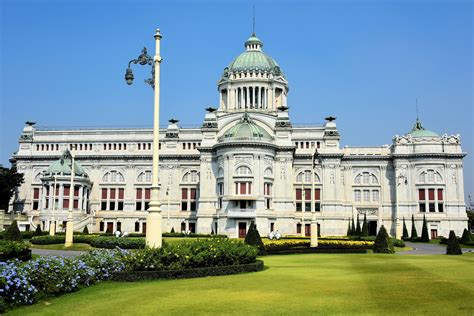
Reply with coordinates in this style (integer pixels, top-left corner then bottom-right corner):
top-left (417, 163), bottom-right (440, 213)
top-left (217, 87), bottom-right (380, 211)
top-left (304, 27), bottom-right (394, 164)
top-left (238, 222), bottom-right (247, 238)
top-left (368, 221), bottom-right (377, 236)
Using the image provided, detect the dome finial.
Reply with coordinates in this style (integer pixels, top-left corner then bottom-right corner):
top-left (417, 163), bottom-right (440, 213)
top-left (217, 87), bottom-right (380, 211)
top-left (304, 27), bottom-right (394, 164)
top-left (252, 5), bottom-right (256, 36)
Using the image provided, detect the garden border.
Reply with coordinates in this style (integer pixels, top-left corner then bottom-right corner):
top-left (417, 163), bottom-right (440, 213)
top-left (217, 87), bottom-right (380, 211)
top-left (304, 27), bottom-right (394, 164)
top-left (266, 248), bottom-right (367, 255)
top-left (111, 260), bottom-right (264, 282)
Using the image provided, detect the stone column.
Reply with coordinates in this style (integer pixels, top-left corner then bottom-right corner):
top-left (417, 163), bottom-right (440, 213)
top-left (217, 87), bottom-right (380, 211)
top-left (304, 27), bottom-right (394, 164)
top-left (246, 86), bottom-right (249, 109)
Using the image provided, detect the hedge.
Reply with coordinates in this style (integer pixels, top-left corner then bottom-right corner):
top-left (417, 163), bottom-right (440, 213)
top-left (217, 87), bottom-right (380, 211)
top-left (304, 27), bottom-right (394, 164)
top-left (266, 248), bottom-right (367, 255)
top-left (30, 235), bottom-right (145, 249)
top-left (0, 240), bottom-right (31, 261)
top-left (262, 239), bottom-right (373, 252)
top-left (112, 260), bottom-right (264, 282)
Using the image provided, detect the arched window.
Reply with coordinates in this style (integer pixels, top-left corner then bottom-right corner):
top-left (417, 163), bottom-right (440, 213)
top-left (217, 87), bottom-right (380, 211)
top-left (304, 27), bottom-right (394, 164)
top-left (354, 172), bottom-right (378, 185)
top-left (235, 166), bottom-right (252, 176)
top-left (264, 168), bottom-right (273, 177)
top-left (296, 170), bottom-right (320, 183)
top-left (102, 171), bottom-right (125, 183)
top-left (137, 170), bottom-right (152, 183)
top-left (418, 169), bottom-right (442, 184)
top-left (182, 170), bottom-right (199, 183)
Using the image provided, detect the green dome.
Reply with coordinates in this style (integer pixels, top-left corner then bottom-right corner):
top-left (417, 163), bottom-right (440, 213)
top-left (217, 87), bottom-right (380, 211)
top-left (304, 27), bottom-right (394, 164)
top-left (409, 119), bottom-right (439, 138)
top-left (222, 113), bottom-right (273, 142)
top-left (45, 150), bottom-right (88, 177)
top-left (223, 34), bottom-right (283, 76)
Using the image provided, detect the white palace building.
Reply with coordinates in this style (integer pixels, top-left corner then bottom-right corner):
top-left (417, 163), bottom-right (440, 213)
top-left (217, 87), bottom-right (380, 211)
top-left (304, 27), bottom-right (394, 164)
top-left (8, 33), bottom-right (468, 239)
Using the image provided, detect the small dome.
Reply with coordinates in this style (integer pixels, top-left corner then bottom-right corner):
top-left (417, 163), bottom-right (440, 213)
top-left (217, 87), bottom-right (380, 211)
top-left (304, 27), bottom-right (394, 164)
top-left (223, 34), bottom-right (283, 77)
top-left (221, 113), bottom-right (273, 142)
top-left (44, 150), bottom-right (88, 177)
top-left (408, 119), bottom-right (439, 138)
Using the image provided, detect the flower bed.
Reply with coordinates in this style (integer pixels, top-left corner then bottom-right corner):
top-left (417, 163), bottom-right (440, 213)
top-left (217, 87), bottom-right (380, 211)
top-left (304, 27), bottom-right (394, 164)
top-left (263, 239), bottom-right (373, 253)
top-left (0, 249), bottom-right (127, 311)
top-left (0, 240), bottom-right (31, 261)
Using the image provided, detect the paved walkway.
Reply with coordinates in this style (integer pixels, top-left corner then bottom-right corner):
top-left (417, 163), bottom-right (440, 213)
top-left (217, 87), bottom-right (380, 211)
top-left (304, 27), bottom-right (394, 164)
top-left (399, 242), bottom-right (473, 255)
top-left (31, 248), bottom-right (86, 258)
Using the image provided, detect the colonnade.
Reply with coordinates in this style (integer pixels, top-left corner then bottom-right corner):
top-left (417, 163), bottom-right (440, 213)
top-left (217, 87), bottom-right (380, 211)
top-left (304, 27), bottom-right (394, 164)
top-left (41, 182), bottom-right (89, 212)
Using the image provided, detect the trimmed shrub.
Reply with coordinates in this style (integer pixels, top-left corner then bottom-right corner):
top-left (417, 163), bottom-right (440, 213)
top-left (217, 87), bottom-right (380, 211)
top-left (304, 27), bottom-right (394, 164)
top-left (411, 215), bottom-right (418, 239)
top-left (244, 222), bottom-right (265, 255)
top-left (461, 228), bottom-right (472, 244)
top-left (351, 217), bottom-right (355, 236)
top-left (30, 235), bottom-right (145, 249)
top-left (355, 214), bottom-right (361, 236)
top-left (0, 240), bottom-right (31, 261)
top-left (373, 225), bottom-right (394, 254)
top-left (390, 238), bottom-right (406, 248)
top-left (170, 227), bottom-right (175, 233)
top-left (361, 213), bottom-right (369, 237)
top-left (446, 230), bottom-right (462, 255)
top-left (263, 239), bottom-right (373, 252)
top-left (34, 224), bottom-right (42, 237)
top-left (5, 220), bottom-right (22, 242)
top-left (112, 261), bottom-right (264, 282)
top-left (82, 225), bottom-right (89, 234)
top-left (421, 215), bottom-right (429, 242)
top-left (122, 238), bottom-right (258, 271)
top-left (346, 221), bottom-right (351, 236)
top-left (402, 217), bottom-right (409, 240)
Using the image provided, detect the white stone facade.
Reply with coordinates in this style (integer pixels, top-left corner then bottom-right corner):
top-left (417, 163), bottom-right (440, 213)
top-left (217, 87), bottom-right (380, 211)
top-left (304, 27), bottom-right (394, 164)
top-left (9, 34), bottom-right (468, 239)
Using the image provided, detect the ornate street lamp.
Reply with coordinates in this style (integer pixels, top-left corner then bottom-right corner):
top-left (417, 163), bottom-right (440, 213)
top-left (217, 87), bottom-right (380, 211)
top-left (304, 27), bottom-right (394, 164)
top-left (65, 153), bottom-right (75, 247)
top-left (310, 149), bottom-right (319, 247)
top-left (124, 29), bottom-right (163, 248)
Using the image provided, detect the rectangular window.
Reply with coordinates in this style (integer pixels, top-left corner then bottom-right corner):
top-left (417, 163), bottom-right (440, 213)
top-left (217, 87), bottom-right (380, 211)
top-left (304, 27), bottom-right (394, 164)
top-left (428, 189), bottom-right (435, 201)
top-left (240, 182), bottom-right (246, 194)
top-left (305, 202), bottom-right (311, 212)
top-left (314, 202), bottom-right (321, 212)
top-left (429, 203), bottom-right (435, 212)
top-left (419, 203), bottom-right (426, 212)
top-left (354, 190), bottom-right (361, 202)
top-left (296, 189), bottom-right (302, 200)
top-left (419, 189), bottom-right (425, 200)
top-left (363, 190), bottom-right (370, 202)
top-left (437, 189), bottom-right (443, 201)
top-left (63, 198), bottom-right (69, 209)
top-left (438, 203), bottom-right (444, 212)
top-left (314, 189), bottom-right (321, 201)
top-left (372, 190), bottom-right (379, 202)
top-left (32, 188), bottom-right (40, 210)
top-left (304, 189), bottom-right (311, 201)
top-left (182, 188), bottom-right (188, 199)
top-left (135, 222), bottom-right (140, 232)
top-left (145, 188), bottom-right (151, 200)
top-left (296, 223), bottom-right (302, 234)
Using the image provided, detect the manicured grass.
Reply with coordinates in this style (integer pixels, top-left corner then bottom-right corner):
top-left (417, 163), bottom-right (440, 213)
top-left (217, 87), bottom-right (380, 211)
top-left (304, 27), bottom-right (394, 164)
top-left (9, 253), bottom-right (474, 315)
top-left (28, 243), bottom-right (93, 251)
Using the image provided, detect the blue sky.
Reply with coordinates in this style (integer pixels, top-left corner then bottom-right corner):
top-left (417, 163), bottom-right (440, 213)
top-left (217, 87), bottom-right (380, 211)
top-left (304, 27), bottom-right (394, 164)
top-left (1, 0), bottom-right (472, 199)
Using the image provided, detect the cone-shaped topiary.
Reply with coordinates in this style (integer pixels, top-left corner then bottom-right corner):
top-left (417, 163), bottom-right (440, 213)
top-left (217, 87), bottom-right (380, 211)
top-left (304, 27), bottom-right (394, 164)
top-left (351, 217), bottom-right (355, 236)
top-left (446, 230), bottom-right (462, 255)
top-left (355, 214), bottom-right (361, 236)
top-left (402, 217), bottom-right (409, 240)
top-left (461, 228), bottom-right (472, 244)
top-left (361, 213), bottom-right (369, 237)
top-left (170, 227), bottom-right (175, 233)
top-left (421, 215), bottom-right (429, 242)
top-left (82, 225), bottom-right (89, 234)
top-left (244, 222), bottom-right (266, 255)
top-left (5, 220), bottom-right (22, 241)
top-left (34, 224), bottom-right (43, 236)
top-left (411, 215), bottom-right (418, 239)
top-left (346, 220), bottom-right (351, 236)
top-left (373, 225), bottom-right (394, 254)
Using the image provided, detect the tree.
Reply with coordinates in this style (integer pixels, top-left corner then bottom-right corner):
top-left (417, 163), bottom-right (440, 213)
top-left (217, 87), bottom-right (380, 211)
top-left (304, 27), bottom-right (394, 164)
top-left (170, 227), bottom-right (175, 233)
top-left (5, 220), bottom-right (22, 242)
top-left (34, 224), bottom-right (43, 236)
top-left (402, 217), bottom-right (409, 240)
top-left (351, 217), bottom-right (355, 236)
top-left (0, 166), bottom-right (24, 211)
top-left (355, 214), bottom-right (361, 237)
top-left (82, 225), bottom-right (89, 234)
top-left (346, 220), bottom-right (352, 236)
top-left (373, 225), bottom-right (394, 254)
top-left (244, 222), bottom-right (266, 255)
top-left (461, 228), bottom-right (472, 244)
top-left (421, 215), bottom-right (430, 242)
top-left (411, 215), bottom-right (418, 239)
top-left (361, 213), bottom-right (369, 237)
top-left (446, 230), bottom-right (462, 255)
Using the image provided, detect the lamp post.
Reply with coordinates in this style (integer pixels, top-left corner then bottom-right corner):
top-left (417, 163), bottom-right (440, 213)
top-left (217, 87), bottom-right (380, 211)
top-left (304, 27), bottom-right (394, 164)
top-left (65, 153), bottom-right (75, 247)
top-left (310, 149), bottom-right (318, 247)
top-left (125, 29), bottom-right (163, 248)
top-left (49, 175), bottom-right (57, 236)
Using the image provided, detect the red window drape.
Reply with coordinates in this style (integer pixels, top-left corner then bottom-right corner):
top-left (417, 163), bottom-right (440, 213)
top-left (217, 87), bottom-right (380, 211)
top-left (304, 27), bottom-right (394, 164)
top-left (304, 189), bottom-right (311, 200)
top-left (428, 189), bottom-right (435, 201)
top-left (145, 188), bottom-right (151, 200)
top-left (110, 188), bottom-right (116, 199)
top-left (118, 188), bottom-right (124, 199)
top-left (296, 189), bottom-right (302, 200)
top-left (314, 189), bottom-right (321, 200)
top-left (182, 188), bottom-right (188, 199)
top-left (240, 183), bottom-right (246, 195)
top-left (63, 199), bottom-right (69, 209)
top-left (136, 188), bottom-right (142, 199)
top-left (33, 188), bottom-right (39, 199)
top-left (437, 189), bottom-right (443, 201)
top-left (101, 188), bottom-right (107, 199)
top-left (418, 189), bottom-right (425, 200)
top-left (190, 188), bottom-right (196, 199)
top-left (63, 186), bottom-right (70, 196)
top-left (74, 186), bottom-right (79, 196)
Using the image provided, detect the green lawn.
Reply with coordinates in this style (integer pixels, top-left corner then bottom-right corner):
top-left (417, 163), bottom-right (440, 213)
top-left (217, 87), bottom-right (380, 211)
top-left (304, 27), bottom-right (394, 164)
top-left (8, 253), bottom-right (474, 315)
